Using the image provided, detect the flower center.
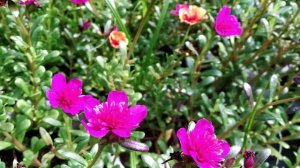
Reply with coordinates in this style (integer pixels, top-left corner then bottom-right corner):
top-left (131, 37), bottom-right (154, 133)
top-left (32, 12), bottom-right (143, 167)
top-left (57, 95), bottom-right (72, 109)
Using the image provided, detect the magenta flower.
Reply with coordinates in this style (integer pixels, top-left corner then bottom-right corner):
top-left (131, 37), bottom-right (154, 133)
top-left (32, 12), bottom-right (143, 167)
top-left (70, 0), bottom-right (88, 5)
top-left (177, 119), bottom-right (230, 168)
top-left (19, 0), bottom-right (35, 5)
top-left (46, 73), bottom-right (85, 115)
top-left (82, 91), bottom-right (147, 138)
top-left (215, 6), bottom-right (242, 37)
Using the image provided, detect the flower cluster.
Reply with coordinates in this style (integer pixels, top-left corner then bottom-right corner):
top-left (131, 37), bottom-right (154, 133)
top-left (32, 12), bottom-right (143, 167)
top-left (171, 4), bottom-right (242, 37)
top-left (46, 73), bottom-right (231, 167)
top-left (47, 73), bottom-right (147, 138)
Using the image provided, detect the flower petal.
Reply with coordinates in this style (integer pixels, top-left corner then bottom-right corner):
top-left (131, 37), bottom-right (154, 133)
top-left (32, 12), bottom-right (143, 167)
top-left (82, 95), bottom-right (100, 119)
top-left (218, 140), bottom-right (231, 158)
top-left (195, 118), bottom-right (215, 134)
top-left (46, 90), bottom-right (59, 107)
top-left (51, 73), bottom-right (67, 92)
top-left (129, 105), bottom-right (147, 125)
top-left (112, 129), bottom-right (131, 138)
top-left (107, 90), bottom-right (128, 107)
top-left (82, 121), bottom-right (109, 138)
top-left (67, 99), bottom-right (84, 115)
top-left (67, 78), bottom-right (83, 96)
top-left (176, 128), bottom-right (190, 155)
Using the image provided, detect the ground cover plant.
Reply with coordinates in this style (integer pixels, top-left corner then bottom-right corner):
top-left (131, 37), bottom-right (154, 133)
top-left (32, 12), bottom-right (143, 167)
top-left (0, 0), bottom-right (300, 167)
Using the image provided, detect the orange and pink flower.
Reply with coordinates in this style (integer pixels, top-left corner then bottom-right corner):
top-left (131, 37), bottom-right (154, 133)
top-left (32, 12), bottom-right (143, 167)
top-left (108, 30), bottom-right (128, 48)
top-left (170, 4), bottom-right (208, 25)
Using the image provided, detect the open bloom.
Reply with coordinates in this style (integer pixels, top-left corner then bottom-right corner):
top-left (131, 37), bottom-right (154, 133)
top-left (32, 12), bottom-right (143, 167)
top-left (70, 0), bottom-right (88, 5)
top-left (82, 91), bottom-right (147, 138)
top-left (170, 4), bottom-right (208, 25)
top-left (46, 73), bottom-right (85, 115)
top-left (19, 0), bottom-right (35, 5)
top-left (108, 30), bottom-right (128, 48)
top-left (177, 119), bottom-right (230, 168)
top-left (215, 6), bottom-right (242, 37)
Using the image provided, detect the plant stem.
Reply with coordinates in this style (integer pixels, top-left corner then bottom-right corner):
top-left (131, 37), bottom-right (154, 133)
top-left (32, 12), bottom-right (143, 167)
top-left (263, 132), bottom-right (300, 145)
top-left (189, 31), bottom-right (214, 120)
top-left (126, 0), bottom-right (155, 64)
top-left (218, 96), bottom-right (300, 139)
top-left (104, 0), bottom-right (131, 42)
top-left (2, 131), bottom-right (41, 167)
top-left (241, 83), bottom-right (268, 153)
top-left (178, 26), bottom-right (191, 48)
top-left (130, 151), bottom-right (137, 168)
top-left (87, 142), bottom-right (106, 168)
top-left (63, 115), bottom-right (72, 149)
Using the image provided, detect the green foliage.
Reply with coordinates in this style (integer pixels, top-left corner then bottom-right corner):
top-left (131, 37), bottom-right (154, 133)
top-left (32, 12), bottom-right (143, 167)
top-left (0, 0), bottom-right (299, 167)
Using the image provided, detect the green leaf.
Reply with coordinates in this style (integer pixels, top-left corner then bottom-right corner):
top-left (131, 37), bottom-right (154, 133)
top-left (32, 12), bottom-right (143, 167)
top-left (43, 117), bottom-right (62, 127)
top-left (202, 69), bottom-right (223, 77)
top-left (141, 154), bottom-right (159, 168)
top-left (131, 131), bottom-right (145, 140)
top-left (39, 127), bottom-right (53, 146)
top-left (0, 141), bottom-right (12, 150)
top-left (15, 78), bottom-right (30, 95)
top-left (10, 36), bottom-right (29, 50)
top-left (57, 149), bottom-right (87, 166)
top-left (0, 122), bottom-right (14, 132)
top-left (269, 74), bottom-right (278, 102)
top-left (23, 150), bottom-right (35, 166)
top-left (254, 148), bottom-right (271, 167)
top-left (0, 160), bottom-right (5, 168)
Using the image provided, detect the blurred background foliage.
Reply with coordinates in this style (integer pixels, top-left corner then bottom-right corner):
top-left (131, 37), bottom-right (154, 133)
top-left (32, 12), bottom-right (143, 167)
top-left (0, 0), bottom-right (300, 167)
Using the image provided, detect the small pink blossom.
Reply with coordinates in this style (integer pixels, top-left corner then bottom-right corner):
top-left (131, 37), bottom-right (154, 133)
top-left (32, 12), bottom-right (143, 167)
top-left (82, 91), bottom-right (147, 138)
top-left (19, 0), bottom-right (35, 5)
top-left (70, 0), bottom-right (88, 5)
top-left (170, 4), bottom-right (208, 25)
top-left (215, 6), bottom-right (243, 37)
top-left (46, 73), bottom-right (85, 115)
top-left (177, 119), bottom-right (230, 168)
top-left (170, 4), bottom-right (189, 15)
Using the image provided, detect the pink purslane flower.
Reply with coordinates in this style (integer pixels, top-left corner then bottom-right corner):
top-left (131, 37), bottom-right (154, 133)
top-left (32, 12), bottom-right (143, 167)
top-left (19, 0), bottom-right (35, 5)
top-left (215, 6), bottom-right (243, 37)
top-left (177, 119), bottom-right (230, 168)
top-left (70, 0), bottom-right (88, 5)
top-left (82, 91), bottom-right (147, 138)
top-left (46, 73), bottom-right (85, 115)
top-left (170, 4), bottom-right (208, 25)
